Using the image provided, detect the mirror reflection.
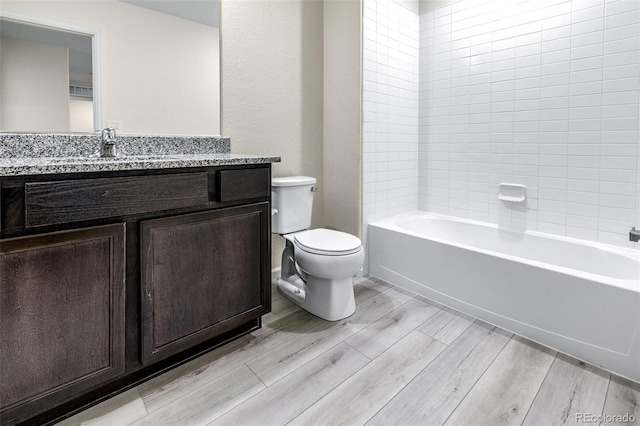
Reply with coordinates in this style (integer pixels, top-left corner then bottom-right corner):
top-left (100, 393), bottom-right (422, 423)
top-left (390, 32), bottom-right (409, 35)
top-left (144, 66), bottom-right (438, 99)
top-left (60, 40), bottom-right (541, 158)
top-left (0, 0), bottom-right (220, 136)
top-left (1, 18), bottom-right (95, 132)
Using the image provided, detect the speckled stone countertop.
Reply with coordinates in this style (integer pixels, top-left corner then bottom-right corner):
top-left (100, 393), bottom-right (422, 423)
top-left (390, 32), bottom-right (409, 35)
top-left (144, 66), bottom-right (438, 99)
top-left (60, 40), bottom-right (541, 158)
top-left (0, 133), bottom-right (280, 176)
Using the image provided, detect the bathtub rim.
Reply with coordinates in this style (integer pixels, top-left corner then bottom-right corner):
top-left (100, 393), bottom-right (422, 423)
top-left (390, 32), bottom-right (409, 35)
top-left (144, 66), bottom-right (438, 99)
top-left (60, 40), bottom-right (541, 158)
top-left (368, 211), bottom-right (640, 290)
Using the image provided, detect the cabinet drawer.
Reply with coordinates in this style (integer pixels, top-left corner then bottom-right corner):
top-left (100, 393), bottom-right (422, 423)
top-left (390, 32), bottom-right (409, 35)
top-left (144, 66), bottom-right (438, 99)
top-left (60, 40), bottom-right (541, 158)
top-left (218, 168), bottom-right (269, 202)
top-left (25, 173), bottom-right (209, 228)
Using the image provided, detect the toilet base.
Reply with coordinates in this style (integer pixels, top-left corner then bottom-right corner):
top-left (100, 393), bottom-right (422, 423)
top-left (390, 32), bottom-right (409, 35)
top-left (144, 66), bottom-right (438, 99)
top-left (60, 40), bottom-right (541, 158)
top-left (277, 274), bottom-right (356, 321)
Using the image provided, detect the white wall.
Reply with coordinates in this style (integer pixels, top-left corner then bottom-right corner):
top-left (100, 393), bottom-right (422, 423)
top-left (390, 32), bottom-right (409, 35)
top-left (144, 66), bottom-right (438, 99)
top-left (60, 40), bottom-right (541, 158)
top-left (2, 0), bottom-right (219, 135)
top-left (1, 37), bottom-right (70, 131)
top-left (418, 0), bottom-right (640, 248)
top-left (221, 0), bottom-right (325, 267)
top-left (69, 99), bottom-right (94, 132)
top-left (362, 0), bottom-right (420, 261)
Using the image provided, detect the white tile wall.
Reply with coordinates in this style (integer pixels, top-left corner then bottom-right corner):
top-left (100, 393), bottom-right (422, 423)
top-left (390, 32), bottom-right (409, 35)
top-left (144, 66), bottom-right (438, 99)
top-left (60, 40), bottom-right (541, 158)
top-left (417, 0), bottom-right (640, 249)
top-left (362, 0), bottom-right (420, 253)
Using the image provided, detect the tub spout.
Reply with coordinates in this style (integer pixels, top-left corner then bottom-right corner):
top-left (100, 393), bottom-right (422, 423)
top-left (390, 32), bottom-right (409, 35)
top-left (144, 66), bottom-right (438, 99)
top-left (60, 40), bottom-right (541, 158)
top-left (630, 227), bottom-right (640, 242)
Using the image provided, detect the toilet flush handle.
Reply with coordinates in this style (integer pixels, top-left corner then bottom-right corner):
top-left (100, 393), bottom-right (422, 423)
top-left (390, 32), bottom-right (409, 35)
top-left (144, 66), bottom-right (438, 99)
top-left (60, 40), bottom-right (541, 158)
top-left (311, 186), bottom-right (318, 192)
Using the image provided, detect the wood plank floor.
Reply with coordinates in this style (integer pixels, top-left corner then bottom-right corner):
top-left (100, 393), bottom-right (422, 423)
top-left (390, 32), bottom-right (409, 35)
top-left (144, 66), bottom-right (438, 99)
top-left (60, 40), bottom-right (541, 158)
top-left (57, 276), bottom-right (640, 426)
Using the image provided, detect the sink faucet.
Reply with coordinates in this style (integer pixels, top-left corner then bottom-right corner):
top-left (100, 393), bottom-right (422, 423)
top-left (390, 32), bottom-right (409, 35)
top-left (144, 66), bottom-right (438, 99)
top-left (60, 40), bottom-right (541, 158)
top-left (100, 127), bottom-right (117, 157)
top-left (631, 227), bottom-right (640, 242)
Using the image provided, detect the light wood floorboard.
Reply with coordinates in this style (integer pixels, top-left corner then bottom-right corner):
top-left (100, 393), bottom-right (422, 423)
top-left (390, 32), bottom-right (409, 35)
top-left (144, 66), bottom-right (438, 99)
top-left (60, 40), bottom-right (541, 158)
top-left (416, 305), bottom-right (475, 345)
top-left (602, 375), bottom-right (640, 426)
top-left (367, 320), bottom-right (512, 425)
top-left (290, 330), bottom-right (445, 426)
top-left (522, 352), bottom-right (610, 426)
top-left (246, 286), bottom-right (412, 386)
top-left (54, 277), bottom-right (640, 426)
top-left (131, 365), bottom-right (264, 426)
top-left (56, 388), bottom-right (147, 426)
top-left (444, 336), bottom-right (556, 426)
top-left (345, 297), bottom-right (441, 359)
top-left (210, 343), bottom-right (369, 426)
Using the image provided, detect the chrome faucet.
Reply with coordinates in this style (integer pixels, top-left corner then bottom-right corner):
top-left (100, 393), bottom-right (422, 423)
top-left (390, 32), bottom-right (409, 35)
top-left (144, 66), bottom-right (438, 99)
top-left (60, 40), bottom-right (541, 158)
top-left (630, 227), bottom-right (640, 242)
top-left (100, 127), bottom-right (117, 157)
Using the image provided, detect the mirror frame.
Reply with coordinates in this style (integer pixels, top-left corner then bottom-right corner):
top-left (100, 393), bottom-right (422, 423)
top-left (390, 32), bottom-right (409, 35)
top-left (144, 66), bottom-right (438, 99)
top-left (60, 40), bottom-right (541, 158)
top-left (0, 10), bottom-right (103, 132)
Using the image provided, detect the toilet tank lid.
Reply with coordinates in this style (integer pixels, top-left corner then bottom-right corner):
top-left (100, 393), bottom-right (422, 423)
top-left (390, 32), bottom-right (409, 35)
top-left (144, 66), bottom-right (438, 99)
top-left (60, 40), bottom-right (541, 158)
top-left (272, 176), bottom-right (317, 187)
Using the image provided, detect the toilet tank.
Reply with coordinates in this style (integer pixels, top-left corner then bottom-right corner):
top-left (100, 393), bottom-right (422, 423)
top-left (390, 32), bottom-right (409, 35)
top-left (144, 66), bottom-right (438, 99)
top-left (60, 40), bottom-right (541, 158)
top-left (272, 176), bottom-right (317, 234)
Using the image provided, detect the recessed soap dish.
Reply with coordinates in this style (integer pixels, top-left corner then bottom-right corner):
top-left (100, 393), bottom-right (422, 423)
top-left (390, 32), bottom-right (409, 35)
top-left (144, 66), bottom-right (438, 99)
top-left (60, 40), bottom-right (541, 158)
top-left (498, 183), bottom-right (526, 202)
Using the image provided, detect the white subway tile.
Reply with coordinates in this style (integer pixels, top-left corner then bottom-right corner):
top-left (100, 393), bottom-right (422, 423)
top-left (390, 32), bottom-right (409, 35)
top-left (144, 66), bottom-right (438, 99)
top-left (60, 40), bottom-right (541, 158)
top-left (570, 93), bottom-right (603, 107)
top-left (600, 168), bottom-right (636, 183)
top-left (571, 17), bottom-right (605, 35)
top-left (601, 155), bottom-right (637, 169)
top-left (570, 80), bottom-right (603, 95)
top-left (570, 106), bottom-right (603, 119)
top-left (602, 90), bottom-right (639, 104)
top-left (568, 178), bottom-right (599, 192)
top-left (600, 143), bottom-right (637, 156)
top-left (602, 117), bottom-right (639, 130)
top-left (542, 84), bottom-right (570, 97)
top-left (605, 10), bottom-right (640, 28)
top-left (543, 37), bottom-right (572, 52)
top-left (604, 37), bottom-right (640, 56)
top-left (570, 55), bottom-right (604, 71)
top-left (571, 43), bottom-right (605, 60)
top-left (604, 22), bottom-right (640, 42)
top-left (568, 190), bottom-right (599, 204)
top-left (541, 60), bottom-right (572, 74)
top-left (600, 181), bottom-right (637, 196)
top-left (601, 130), bottom-right (638, 142)
top-left (572, 4), bottom-right (605, 23)
top-left (543, 14), bottom-right (573, 30)
top-left (603, 76), bottom-right (640, 92)
top-left (540, 96), bottom-right (570, 108)
top-left (543, 25), bottom-right (572, 41)
top-left (604, 50), bottom-right (640, 67)
top-left (599, 193), bottom-right (637, 209)
top-left (603, 63), bottom-right (640, 80)
top-left (567, 201), bottom-right (598, 217)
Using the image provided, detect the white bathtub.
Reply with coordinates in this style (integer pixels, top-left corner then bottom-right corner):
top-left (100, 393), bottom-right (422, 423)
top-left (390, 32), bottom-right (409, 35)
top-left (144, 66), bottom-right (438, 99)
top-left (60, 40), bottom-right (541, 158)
top-left (368, 212), bottom-right (640, 382)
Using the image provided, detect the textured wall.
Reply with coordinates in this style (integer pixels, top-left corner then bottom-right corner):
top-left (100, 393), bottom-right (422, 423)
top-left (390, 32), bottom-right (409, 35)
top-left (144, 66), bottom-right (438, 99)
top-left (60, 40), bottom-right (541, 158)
top-left (324, 0), bottom-right (363, 238)
top-left (221, 0), bottom-right (325, 267)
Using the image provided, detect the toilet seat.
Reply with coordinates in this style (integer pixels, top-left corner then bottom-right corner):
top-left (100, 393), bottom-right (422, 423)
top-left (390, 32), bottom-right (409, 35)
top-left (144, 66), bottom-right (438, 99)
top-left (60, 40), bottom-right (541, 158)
top-left (293, 228), bottom-right (362, 256)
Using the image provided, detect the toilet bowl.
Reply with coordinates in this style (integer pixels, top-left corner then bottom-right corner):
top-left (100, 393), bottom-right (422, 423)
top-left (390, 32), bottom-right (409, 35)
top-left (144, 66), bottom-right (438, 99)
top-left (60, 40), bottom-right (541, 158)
top-left (272, 176), bottom-right (364, 321)
top-left (278, 228), bottom-right (364, 321)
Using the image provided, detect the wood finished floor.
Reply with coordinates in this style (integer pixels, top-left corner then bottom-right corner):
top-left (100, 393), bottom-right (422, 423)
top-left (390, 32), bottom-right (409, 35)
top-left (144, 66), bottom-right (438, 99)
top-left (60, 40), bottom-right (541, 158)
top-left (57, 276), bottom-right (640, 426)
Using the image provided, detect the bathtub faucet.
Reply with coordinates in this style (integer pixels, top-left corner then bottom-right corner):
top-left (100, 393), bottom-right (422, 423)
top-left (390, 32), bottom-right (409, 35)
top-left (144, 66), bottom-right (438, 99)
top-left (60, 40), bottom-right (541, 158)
top-left (630, 227), bottom-right (640, 242)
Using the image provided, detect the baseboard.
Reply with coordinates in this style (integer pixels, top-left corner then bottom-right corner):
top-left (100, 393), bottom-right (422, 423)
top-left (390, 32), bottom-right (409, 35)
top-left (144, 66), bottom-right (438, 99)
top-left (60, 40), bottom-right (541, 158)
top-left (271, 267), bottom-right (281, 280)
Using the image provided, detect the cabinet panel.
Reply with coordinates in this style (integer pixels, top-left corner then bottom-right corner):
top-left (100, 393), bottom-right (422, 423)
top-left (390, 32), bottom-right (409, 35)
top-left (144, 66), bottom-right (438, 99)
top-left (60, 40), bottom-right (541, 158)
top-left (217, 168), bottom-right (270, 202)
top-left (25, 173), bottom-right (209, 228)
top-left (0, 224), bottom-right (126, 418)
top-left (141, 203), bottom-right (269, 364)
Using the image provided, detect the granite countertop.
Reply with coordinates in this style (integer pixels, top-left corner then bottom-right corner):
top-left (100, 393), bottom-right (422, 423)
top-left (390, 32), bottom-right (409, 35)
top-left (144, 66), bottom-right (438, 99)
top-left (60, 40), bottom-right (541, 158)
top-left (0, 133), bottom-right (280, 176)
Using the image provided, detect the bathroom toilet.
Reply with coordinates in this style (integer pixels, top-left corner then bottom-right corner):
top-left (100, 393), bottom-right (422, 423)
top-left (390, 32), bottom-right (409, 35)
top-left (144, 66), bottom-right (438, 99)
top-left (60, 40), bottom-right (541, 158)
top-left (272, 176), bottom-right (364, 321)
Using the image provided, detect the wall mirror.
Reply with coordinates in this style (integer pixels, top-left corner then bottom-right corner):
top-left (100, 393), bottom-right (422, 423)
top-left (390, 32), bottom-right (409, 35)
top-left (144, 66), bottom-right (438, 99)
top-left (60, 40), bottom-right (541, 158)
top-left (0, 0), bottom-right (220, 136)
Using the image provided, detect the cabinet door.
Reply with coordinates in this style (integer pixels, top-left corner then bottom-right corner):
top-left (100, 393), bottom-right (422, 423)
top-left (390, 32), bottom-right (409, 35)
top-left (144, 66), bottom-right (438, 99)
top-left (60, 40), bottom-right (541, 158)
top-left (0, 224), bottom-right (126, 421)
top-left (140, 203), bottom-right (270, 364)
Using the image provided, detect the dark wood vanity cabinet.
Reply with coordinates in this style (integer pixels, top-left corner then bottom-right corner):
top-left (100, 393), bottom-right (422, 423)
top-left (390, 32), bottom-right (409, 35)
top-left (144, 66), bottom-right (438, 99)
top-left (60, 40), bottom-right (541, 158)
top-left (0, 165), bottom-right (271, 425)
top-left (0, 224), bottom-right (126, 421)
top-left (140, 203), bottom-right (269, 364)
